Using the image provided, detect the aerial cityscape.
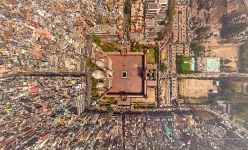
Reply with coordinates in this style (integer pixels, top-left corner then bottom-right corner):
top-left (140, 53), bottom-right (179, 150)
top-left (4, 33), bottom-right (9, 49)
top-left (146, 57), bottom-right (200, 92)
top-left (0, 0), bottom-right (248, 149)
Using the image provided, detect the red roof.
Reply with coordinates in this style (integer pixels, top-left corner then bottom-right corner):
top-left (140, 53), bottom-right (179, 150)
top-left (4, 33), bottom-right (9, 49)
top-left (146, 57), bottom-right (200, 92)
top-left (28, 86), bottom-right (39, 94)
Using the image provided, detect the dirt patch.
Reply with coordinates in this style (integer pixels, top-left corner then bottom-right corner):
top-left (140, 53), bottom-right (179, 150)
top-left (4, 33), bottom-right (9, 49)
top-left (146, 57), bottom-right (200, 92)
top-left (161, 47), bottom-right (168, 62)
top-left (226, 0), bottom-right (246, 14)
top-left (204, 43), bottom-right (240, 71)
top-left (229, 81), bottom-right (244, 93)
top-left (179, 79), bottom-right (218, 98)
top-left (209, 0), bottom-right (226, 32)
top-left (131, 87), bottom-right (156, 104)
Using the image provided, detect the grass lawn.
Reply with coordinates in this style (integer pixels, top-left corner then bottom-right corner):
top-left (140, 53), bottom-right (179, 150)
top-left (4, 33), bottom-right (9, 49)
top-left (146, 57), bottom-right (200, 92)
top-left (131, 43), bottom-right (158, 64)
top-left (92, 36), bottom-right (159, 65)
top-left (147, 47), bottom-right (157, 64)
top-left (92, 35), bottom-right (117, 52)
top-left (101, 97), bottom-right (117, 105)
top-left (85, 58), bottom-right (97, 71)
top-left (91, 77), bottom-right (99, 101)
top-left (177, 56), bottom-right (193, 74)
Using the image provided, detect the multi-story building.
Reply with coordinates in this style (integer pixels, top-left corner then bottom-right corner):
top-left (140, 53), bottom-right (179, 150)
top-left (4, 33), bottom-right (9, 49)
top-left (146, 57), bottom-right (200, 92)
top-left (146, 2), bottom-right (159, 18)
top-left (158, 0), bottom-right (169, 14)
top-left (172, 0), bottom-right (192, 56)
top-left (130, 0), bottom-right (145, 41)
top-left (173, 5), bottom-right (188, 44)
top-left (144, 0), bottom-right (169, 41)
top-left (171, 77), bottom-right (178, 101)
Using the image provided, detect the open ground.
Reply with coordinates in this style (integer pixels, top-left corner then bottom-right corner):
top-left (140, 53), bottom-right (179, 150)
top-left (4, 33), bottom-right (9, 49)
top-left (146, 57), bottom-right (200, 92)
top-left (131, 87), bottom-right (156, 105)
top-left (204, 43), bottom-right (240, 71)
top-left (179, 79), bottom-right (218, 98)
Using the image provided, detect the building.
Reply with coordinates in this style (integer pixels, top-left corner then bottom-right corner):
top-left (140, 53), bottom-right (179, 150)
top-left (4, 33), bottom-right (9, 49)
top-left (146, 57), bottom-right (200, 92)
top-left (130, 0), bottom-right (145, 41)
top-left (144, 0), bottom-right (169, 41)
top-left (105, 52), bottom-right (147, 98)
top-left (172, 1), bottom-right (191, 56)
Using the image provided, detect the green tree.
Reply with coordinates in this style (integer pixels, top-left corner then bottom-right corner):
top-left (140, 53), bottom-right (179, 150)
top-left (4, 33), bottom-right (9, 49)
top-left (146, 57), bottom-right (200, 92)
top-left (160, 62), bottom-right (168, 73)
top-left (195, 26), bottom-right (210, 40)
top-left (223, 59), bottom-right (232, 65)
top-left (190, 41), bottom-right (205, 56)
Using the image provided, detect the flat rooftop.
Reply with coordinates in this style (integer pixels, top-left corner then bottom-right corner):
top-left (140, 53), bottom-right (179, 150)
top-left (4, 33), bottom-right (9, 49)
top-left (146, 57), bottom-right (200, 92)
top-left (106, 52), bottom-right (146, 97)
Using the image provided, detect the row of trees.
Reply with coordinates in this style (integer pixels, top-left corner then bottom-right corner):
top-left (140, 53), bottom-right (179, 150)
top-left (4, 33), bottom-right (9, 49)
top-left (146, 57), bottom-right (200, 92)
top-left (239, 42), bottom-right (248, 73)
top-left (197, 0), bottom-right (213, 11)
top-left (220, 11), bottom-right (248, 39)
top-left (190, 40), bottom-right (205, 56)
